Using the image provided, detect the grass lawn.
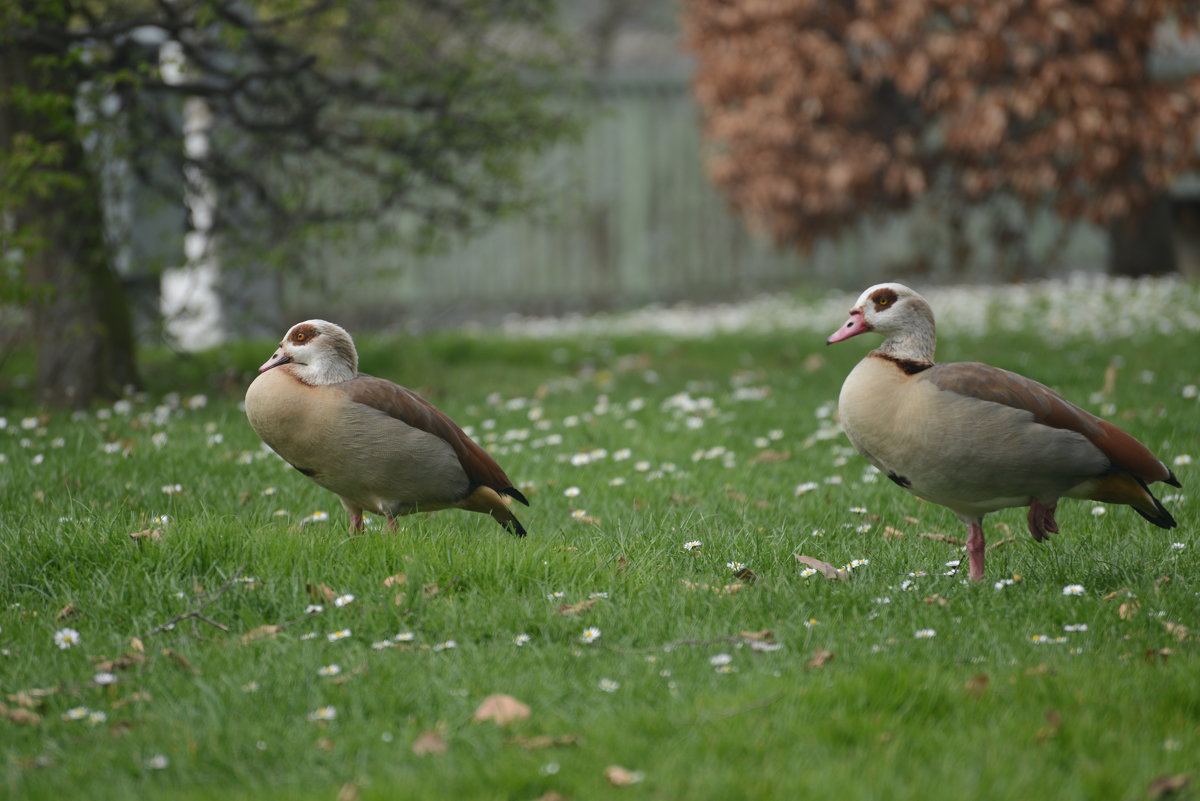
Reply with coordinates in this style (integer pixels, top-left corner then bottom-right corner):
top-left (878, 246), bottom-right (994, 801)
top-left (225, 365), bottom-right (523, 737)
top-left (2, 282), bottom-right (1198, 800)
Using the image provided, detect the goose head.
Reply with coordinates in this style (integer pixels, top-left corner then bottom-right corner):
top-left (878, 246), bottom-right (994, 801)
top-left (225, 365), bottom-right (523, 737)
top-left (259, 320), bottom-right (358, 385)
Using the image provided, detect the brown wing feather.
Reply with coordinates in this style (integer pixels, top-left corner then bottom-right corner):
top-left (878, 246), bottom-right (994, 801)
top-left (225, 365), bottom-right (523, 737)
top-left (339, 375), bottom-right (529, 504)
top-left (925, 362), bottom-right (1174, 485)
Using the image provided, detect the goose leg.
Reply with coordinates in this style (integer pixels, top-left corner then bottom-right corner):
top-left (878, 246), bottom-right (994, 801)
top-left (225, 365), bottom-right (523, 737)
top-left (1026, 498), bottom-right (1059, 542)
top-left (966, 518), bottom-right (986, 581)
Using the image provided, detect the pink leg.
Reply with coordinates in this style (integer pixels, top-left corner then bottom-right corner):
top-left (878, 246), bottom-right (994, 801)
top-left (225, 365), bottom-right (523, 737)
top-left (386, 517), bottom-right (399, 532)
top-left (966, 519), bottom-right (986, 581)
top-left (1026, 498), bottom-right (1059, 542)
top-left (347, 512), bottom-right (364, 533)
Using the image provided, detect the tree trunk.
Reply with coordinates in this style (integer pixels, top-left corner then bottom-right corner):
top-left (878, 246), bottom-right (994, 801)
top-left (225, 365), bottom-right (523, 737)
top-left (1, 5), bottom-right (140, 407)
top-left (1108, 193), bottom-right (1178, 277)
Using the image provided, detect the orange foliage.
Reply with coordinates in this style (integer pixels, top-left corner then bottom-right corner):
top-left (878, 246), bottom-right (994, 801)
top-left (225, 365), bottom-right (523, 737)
top-left (684, 0), bottom-right (1200, 245)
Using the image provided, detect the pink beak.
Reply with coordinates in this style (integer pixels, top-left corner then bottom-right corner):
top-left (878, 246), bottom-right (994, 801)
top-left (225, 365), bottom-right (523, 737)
top-left (259, 348), bottom-right (292, 372)
top-left (826, 309), bottom-right (870, 344)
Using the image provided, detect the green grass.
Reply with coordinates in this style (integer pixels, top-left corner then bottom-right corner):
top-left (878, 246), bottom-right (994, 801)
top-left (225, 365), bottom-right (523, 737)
top-left (1, 324), bottom-right (1197, 801)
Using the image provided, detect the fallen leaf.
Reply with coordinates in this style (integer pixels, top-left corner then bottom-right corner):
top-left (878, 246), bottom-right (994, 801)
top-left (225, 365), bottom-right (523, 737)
top-left (1102, 587), bottom-right (1132, 601)
top-left (748, 448), bottom-right (790, 465)
top-left (572, 512), bottom-right (603, 525)
top-left (507, 734), bottom-right (579, 750)
top-left (6, 692), bottom-right (42, 710)
top-left (986, 537), bottom-right (1016, 551)
top-left (557, 599), bottom-right (597, 616)
top-left (336, 782), bottom-right (359, 801)
top-left (806, 649), bottom-right (835, 669)
top-left (128, 527), bottom-right (163, 543)
top-left (1154, 575), bottom-right (1172, 594)
top-left (161, 648), bottom-right (196, 673)
top-left (1147, 774), bottom-right (1191, 799)
top-left (240, 625), bottom-right (282, 644)
top-left (129, 637), bottom-right (145, 653)
top-left (719, 583), bottom-right (746, 595)
top-left (1162, 621), bottom-right (1189, 642)
top-left (739, 629), bottom-right (774, 642)
top-left (0, 704), bottom-right (41, 725)
top-left (307, 583), bottom-right (336, 602)
top-left (422, 582), bottom-right (441, 597)
top-left (56, 602), bottom-right (81, 621)
top-left (922, 594), bottom-right (949, 607)
top-left (94, 652), bottom-right (147, 672)
top-left (918, 532), bottom-right (964, 547)
top-left (411, 730), bottom-right (447, 756)
top-left (1144, 647), bottom-right (1174, 663)
top-left (110, 691), bottom-right (152, 710)
top-left (472, 694), bottom-right (531, 726)
top-left (393, 593), bottom-right (406, 606)
top-left (733, 567), bottom-right (758, 584)
top-left (881, 526), bottom-right (906, 539)
top-left (1119, 600), bottom-right (1141, 620)
top-left (604, 765), bottom-right (644, 786)
top-left (794, 554), bottom-right (848, 581)
top-left (965, 673), bottom-right (989, 698)
top-left (1035, 709), bottom-right (1062, 742)
top-left (383, 573), bottom-right (407, 588)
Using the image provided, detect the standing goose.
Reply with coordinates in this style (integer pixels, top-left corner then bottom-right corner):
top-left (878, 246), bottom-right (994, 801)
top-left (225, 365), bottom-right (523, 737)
top-left (827, 283), bottom-right (1179, 580)
top-left (245, 320), bottom-right (529, 536)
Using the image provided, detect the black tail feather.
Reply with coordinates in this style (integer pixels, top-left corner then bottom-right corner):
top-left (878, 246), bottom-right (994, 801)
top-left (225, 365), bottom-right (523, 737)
top-left (503, 486), bottom-right (530, 506)
top-left (498, 514), bottom-right (527, 538)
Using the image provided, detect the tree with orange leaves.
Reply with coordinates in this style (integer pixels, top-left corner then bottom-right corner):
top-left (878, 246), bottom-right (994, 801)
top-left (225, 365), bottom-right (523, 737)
top-left (683, 0), bottom-right (1200, 273)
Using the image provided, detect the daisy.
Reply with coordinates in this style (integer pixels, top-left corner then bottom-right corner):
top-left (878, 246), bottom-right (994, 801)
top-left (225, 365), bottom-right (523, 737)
top-left (513, 633), bottom-right (532, 646)
top-left (580, 627), bottom-right (601, 644)
top-left (800, 568), bottom-right (817, 578)
top-left (708, 653), bottom-right (733, 666)
top-left (333, 594), bottom-right (355, 608)
top-left (1063, 623), bottom-right (1089, 632)
top-left (305, 604), bottom-right (324, 615)
top-left (317, 664), bottom-right (341, 677)
top-left (144, 754), bottom-right (170, 770)
top-left (62, 706), bottom-right (90, 721)
top-left (54, 627), bottom-right (81, 649)
top-left (682, 540), bottom-right (702, 551)
top-left (93, 672), bottom-right (118, 686)
top-left (327, 629), bottom-right (351, 642)
top-left (432, 639), bottom-right (457, 651)
top-left (307, 706), bottom-right (336, 722)
top-left (726, 561), bottom-right (746, 571)
top-left (597, 678), bottom-right (620, 692)
top-left (1062, 585), bottom-right (1085, 596)
top-left (914, 629), bottom-right (937, 639)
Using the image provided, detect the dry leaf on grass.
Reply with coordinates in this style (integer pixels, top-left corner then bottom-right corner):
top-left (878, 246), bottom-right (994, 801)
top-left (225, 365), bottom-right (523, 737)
top-left (794, 554), bottom-right (847, 581)
top-left (733, 567), bottom-right (758, 584)
top-left (129, 527), bottom-right (163, 543)
top-left (1119, 600), bottom-right (1141, 620)
top-left (161, 648), bottom-right (196, 673)
top-left (922, 594), bottom-right (949, 607)
top-left (240, 625), bottom-right (282, 644)
top-left (411, 730), bottom-right (448, 756)
top-left (918, 532), bottom-right (964, 547)
top-left (1035, 709), bottom-right (1062, 742)
top-left (472, 694), bottom-right (531, 726)
top-left (336, 782), bottom-right (360, 801)
top-left (881, 526), bottom-right (906, 539)
top-left (1102, 587), bottom-right (1132, 601)
top-left (1144, 648), bottom-right (1174, 663)
top-left (604, 765), bottom-right (645, 786)
top-left (806, 649), bottom-right (835, 669)
top-left (557, 599), bottom-right (597, 616)
top-left (1162, 621), bottom-right (1189, 642)
top-left (94, 652), bottom-right (147, 672)
top-left (987, 537), bottom-right (1016, 551)
top-left (130, 637), bottom-right (145, 653)
top-left (307, 583), bottom-right (336, 602)
top-left (56, 602), bottom-right (81, 621)
top-left (507, 734), bottom-right (579, 750)
top-left (1147, 774), bottom-right (1191, 799)
top-left (965, 673), bottom-right (989, 698)
top-left (383, 573), bottom-right (407, 588)
top-left (0, 703), bottom-right (41, 725)
top-left (748, 448), bottom-right (790, 465)
top-left (739, 629), bottom-right (774, 643)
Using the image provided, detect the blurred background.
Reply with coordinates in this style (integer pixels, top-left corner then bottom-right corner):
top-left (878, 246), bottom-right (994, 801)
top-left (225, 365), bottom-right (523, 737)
top-left (4, 0), bottom-right (1200, 407)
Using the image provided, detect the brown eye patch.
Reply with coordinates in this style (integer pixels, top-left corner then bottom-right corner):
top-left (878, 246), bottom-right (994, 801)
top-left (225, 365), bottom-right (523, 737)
top-left (289, 324), bottom-right (319, 344)
top-left (869, 288), bottom-right (898, 309)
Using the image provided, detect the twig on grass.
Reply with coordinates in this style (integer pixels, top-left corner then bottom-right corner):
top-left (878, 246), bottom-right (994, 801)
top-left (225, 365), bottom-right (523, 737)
top-left (143, 564), bottom-right (247, 638)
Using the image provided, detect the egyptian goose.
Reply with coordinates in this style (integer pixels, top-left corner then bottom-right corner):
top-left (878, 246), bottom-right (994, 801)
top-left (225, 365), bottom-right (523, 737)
top-left (827, 283), bottom-right (1179, 580)
top-left (245, 320), bottom-right (529, 536)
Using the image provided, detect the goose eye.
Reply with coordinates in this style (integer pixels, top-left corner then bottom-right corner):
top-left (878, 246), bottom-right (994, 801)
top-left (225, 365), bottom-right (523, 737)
top-left (877, 298), bottom-right (889, 307)
top-left (295, 332), bottom-right (306, 342)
